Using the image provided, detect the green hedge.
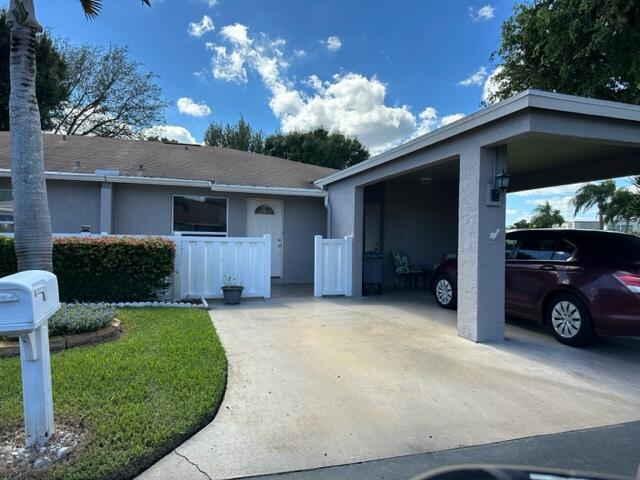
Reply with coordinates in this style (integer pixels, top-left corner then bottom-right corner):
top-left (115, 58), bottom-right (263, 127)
top-left (0, 236), bottom-right (175, 302)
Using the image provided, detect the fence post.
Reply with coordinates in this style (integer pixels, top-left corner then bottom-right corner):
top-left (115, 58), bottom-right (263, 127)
top-left (344, 236), bottom-right (353, 297)
top-left (172, 234), bottom-right (182, 301)
top-left (263, 234), bottom-right (271, 299)
top-left (314, 235), bottom-right (323, 297)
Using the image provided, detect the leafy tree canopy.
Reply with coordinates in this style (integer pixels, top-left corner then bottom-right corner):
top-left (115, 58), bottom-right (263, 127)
top-left (530, 201), bottom-right (565, 228)
top-left (489, 0), bottom-right (640, 105)
top-left (264, 128), bottom-right (369, 170)
top-left (203, 116), bottom-right (264, 153)
top-left (509, 219), bottom-right (531, 229)
top-left (50, 44), bottom-right (167, 138)
top-left (0, 9), bottom-right (69, 130)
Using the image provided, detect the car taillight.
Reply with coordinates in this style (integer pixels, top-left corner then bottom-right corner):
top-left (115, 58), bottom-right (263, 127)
top-left (614, 273), bottom-right (640, 294)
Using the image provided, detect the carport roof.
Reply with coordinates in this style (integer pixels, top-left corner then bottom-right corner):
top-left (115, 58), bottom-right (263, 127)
top-left (314, 89), bottom-right (640, 187)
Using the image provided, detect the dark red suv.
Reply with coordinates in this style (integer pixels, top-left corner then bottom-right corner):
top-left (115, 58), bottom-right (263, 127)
top-left (432, 229), bottom-right (640, 346)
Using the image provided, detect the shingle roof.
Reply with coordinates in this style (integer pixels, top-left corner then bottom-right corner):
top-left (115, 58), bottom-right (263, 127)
top-left (0, 132), bottom-right (336, 190)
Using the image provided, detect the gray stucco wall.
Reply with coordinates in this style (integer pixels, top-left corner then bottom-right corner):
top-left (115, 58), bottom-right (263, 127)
top-left (0, 178), bottom-right (325, 283)
top-left (111, 184), bottom-right (327, 282)
top-left (381, 183), bottom-right (458, 286)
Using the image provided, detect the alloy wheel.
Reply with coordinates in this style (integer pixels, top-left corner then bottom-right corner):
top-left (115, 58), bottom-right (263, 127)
top-left (436, 278), bottom-right (453, 305)
top-left (551, 300), bottom-right (582, 338)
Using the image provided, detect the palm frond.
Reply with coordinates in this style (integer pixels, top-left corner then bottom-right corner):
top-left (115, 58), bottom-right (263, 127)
top-left (80, 0), bottom-right (151, 19)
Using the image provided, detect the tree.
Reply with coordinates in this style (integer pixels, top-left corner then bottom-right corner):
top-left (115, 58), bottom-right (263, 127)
top-left (572, 180), bottom-right (617, 230)
top-left (488, 0), bottom-right (640, 105)
top-left (6, 0), bottom-right (149, 273)
top-left (530, 201), bottom-right (565, 228)
top-left (509, 219), bottom-right (531, 229)
top-left (0, 9), bottom-right (69, 130)
top-left (632, 176), bottom-right (640, 218)
top-left (264, 128), bottom-right (369, 169)
top-left (50, 43), bottom-right (166, 138)
top-left (204, 116), bottom-right (264, 153)
top-left (605, 188), bottom-right (638, 232)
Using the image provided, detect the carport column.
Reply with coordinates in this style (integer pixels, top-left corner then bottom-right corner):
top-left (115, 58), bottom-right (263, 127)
top-left (99, 182), bottom-right (113, 234)
top-left (457, 146), bottom-right (507, 342)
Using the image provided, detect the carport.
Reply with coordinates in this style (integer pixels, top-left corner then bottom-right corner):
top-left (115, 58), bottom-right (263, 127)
top-left (316, 90), bottom-right (640, 343)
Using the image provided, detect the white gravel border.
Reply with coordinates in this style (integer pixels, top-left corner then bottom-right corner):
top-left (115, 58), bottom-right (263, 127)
top-left (66, 301), bottom-right (205, 309)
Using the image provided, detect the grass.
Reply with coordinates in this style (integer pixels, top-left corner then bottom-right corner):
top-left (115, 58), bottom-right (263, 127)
top-left (0, 308), bottom-right (227, 480)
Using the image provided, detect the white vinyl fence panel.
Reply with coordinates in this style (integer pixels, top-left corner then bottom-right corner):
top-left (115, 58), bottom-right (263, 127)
top-left (314, 235), bottom-right (353, 297)
top-left (176, 234), bottom-right (271, 300)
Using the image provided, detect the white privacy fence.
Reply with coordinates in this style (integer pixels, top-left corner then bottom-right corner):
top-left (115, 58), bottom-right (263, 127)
top-left (176, 234), bottom-right (271, 300)
top-left (314, 235), bottom-right (353, 297)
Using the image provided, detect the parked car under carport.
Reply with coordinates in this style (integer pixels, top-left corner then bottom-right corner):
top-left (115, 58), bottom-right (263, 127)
top-left (432, 229), bottom-right (640, 346)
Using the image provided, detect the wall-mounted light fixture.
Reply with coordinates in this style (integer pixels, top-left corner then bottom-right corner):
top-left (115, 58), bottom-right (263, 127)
top-left (490, 169), bottom-right (511, 202)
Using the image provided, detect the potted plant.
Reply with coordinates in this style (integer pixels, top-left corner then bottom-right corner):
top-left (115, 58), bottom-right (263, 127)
top-left (221, 275), bottom-right (244, 305)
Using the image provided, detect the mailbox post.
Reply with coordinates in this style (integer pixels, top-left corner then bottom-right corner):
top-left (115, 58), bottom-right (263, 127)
top-left (0, 271), bottom-right (60, 447)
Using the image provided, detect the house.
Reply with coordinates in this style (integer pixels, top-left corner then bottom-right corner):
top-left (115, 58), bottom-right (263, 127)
top-left (562, 219), bottom-right (640, 233)
top-left (0, 132), bottom-right (335, 284)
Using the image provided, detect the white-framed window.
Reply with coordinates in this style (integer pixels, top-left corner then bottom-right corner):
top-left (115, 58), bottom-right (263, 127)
top-left (0, 189), bottom-right (14, 233)
top-left (172, 195), bottom-right (228, 235)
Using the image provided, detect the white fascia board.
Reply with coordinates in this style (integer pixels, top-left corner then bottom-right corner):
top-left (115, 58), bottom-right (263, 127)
top-left (314, 89), bottom-right (640, 187)
top-left (0, 168), bottom-right (325, 196)
top-left (211, 183), bottom-right (327, 197)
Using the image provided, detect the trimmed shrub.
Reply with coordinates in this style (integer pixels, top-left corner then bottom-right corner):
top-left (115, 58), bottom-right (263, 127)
top-left (0, 236), bottom-right (175, 302)
top-left (0, 237), bottom-right (16, 279)
top-left (49, 303), bottom-right (116, 336)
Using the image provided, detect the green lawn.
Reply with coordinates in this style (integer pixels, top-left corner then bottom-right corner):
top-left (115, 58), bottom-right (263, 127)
top-left (0, 308), bottom-right (227, 480)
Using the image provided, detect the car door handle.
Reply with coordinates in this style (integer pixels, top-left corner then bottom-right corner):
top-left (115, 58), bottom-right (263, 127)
top-left (540, 265), bottom-right (556, 271)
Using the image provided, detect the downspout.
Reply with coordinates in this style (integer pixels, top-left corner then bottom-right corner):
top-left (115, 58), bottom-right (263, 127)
top-left (323, 190), bottom-right (332, 238)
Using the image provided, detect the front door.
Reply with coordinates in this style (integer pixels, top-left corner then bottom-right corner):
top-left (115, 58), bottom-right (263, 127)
top-left (246, 199), bottom-right (284, 278)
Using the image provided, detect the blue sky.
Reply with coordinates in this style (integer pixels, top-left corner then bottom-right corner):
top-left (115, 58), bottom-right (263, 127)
top-left (24, 0), bottom-right (631, 224)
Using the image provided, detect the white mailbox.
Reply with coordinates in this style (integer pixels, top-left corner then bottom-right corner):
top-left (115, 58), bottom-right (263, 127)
top-left (0, 270), bottom-right (60, 335)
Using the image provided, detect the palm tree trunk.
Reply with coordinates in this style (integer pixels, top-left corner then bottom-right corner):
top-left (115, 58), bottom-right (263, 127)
top-left (598, 211), bottom-right (604, 230)
top-left (8, 2), bottom-right (53, 272)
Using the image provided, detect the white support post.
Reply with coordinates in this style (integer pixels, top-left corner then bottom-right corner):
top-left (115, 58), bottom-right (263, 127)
top-left (314, 235), bottom-right (323, 297)
top-left (172, 234), bottom-right (182, 301)
top-left (344, 236), bottom-right (353, 297)
top-left (263, 234), bottom-right (271, 299)
top-left (19, 323), bottom-right (54, 447)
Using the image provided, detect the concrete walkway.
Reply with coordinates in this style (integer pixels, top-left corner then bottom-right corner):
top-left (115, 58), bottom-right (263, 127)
top-left (139, 292), bottom-right (640, 480)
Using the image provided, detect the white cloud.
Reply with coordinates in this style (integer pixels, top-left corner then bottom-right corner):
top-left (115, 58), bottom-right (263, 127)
top-left (143, 125), bottom-right (197, 144)
top-left (293, 49), bottom-right (306, 58)
top-left (468, 4), bottom-right (495, 21)
top-left (204, 0), bottom-right (219, 6)
top-left (458, 66), bottom-right (488, 87)
top-left (440, 113), bottom-right (465, 126)
top-left (207, 23), bottom-right (462, 153)
top-left (506, 209), bottom-right (518, 215)
top-left (324, 35), bottom-right (342, 52)
top-left (188, 15), bottom-right (215, 38)
top-left (177, 97), bottom-right (212, 117)
top-left (482, 65), bottom-right (505, 104)
top-left (415, 108), bottom-right (465, 137)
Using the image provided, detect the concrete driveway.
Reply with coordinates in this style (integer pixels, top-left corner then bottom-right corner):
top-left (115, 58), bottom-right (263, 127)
top-left (139, 291), bottom-right (640, 480)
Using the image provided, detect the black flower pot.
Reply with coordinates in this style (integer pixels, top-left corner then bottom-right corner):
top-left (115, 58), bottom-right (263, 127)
top-left (221, 286), bottom-right (244, 305)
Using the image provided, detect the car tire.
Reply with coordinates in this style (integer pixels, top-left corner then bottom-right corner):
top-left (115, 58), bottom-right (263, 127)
top-left (434, 274), bottom-right (456, 309)
top-left (546, 293), bottom-right (594, 347)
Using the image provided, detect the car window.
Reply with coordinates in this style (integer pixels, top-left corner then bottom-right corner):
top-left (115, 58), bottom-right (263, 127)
top-left (505, 239), bottom-right (518, 259)
top-left (515, 238), bottom-right (556, 260)
top-left (552, 240), bottom-right (576, 261)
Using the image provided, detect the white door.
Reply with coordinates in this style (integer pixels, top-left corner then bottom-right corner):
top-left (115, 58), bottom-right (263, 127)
top-left (246, 199), bottom-right (284, 277)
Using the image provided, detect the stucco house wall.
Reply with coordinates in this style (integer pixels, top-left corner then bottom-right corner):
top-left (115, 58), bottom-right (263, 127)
top-left (382, 183), bottom-right (458, 286)
top-left (0, 177), bottom-right (326, 283)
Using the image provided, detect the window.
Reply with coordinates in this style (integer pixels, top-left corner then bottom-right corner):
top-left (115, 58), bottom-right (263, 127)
top-left (173, 195), bottom-right (227, 235)
top-left (515, 238), bottom-right (556, 261)
top-left (505, 239), bottom-right (518, 259)
top-left (254, 204), bottom-right (275, 215)
top-left (0, 189), bottom-right (13, 233)
top-left (552, 240), bottom-right (576, 261)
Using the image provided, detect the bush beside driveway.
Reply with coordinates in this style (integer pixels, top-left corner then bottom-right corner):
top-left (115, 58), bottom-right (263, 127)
top-left (0, 308), bottom-right (227, 480)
